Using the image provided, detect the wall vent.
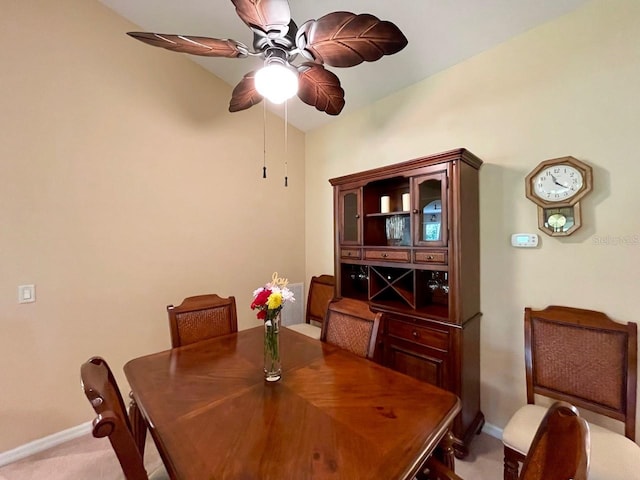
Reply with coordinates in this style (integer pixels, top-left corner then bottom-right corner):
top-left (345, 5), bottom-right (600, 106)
top-left (281, 282), bottom-right (304, 326)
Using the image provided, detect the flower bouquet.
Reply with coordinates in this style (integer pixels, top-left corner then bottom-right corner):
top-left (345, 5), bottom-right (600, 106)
top-left (251, 272), bottom-right (295, 381)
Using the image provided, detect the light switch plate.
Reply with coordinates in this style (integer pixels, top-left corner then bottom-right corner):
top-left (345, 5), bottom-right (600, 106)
top-left (18, 285), bottom-right (35, 303)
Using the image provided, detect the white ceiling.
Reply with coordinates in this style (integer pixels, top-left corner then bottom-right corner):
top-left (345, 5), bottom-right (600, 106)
top-left (98, 0), bottom-right (590, 132)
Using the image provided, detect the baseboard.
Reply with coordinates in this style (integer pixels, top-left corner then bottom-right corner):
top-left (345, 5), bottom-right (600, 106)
top-left (0, 421), bottom-right (92, 467)
top-left (481, 421), bottom-right (503, 440)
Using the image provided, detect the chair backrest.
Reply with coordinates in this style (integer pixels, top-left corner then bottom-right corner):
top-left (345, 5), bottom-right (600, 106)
top-left (167, 294), bottom-right (238, 348)
top-left (81, 356), bottom-right (149, 480)
top-left (519, 401), bottom-right (590, 480)
top-left (321, 297), bottom-right (381, 359)
top-left (525, 305), bottom-right (637, 440)
top-left (305, 274), bottom-right (335, 325)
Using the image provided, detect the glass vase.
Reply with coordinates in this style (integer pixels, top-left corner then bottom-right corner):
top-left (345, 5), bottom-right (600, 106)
top-left (264, 312), bottom-right (281, 382)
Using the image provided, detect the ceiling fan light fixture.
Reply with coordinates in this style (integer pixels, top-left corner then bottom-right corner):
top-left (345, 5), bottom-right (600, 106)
top-left (254, 48), bottom-right (298, 104)
top-left (128, 3), bottom-right (408, 115)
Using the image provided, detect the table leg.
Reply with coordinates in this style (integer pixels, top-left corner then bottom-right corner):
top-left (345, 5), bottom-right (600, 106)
top-left (439, 430), bottom-right (456, 471)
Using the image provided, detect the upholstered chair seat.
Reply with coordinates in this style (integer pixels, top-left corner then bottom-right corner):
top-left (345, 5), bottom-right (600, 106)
top-left (147, 466), bottom-right (170, 480)
top-left (288, 322), bottom-right (322, 339)
top-left (503, 404), bottom-right (640, 480)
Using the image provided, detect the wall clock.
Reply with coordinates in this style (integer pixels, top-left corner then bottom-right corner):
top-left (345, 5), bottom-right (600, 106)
top-left (525, 156), bottom-right (593, 236)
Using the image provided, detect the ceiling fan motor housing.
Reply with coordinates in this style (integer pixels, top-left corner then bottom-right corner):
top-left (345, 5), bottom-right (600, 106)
top-left (252, 19), bottom-right (298, 52)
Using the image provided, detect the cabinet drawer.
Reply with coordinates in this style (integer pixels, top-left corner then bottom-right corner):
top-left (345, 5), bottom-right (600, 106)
top-left (414, 250), bottom-right (447, 264)
top-left (387, 346), bottom-right (445, 388)
top-left (364, 249), bottom-right (410, 262)
top-left (341, 248), bottom-right (361, 259)
top-left (387, 319), bottom-right (450, 352)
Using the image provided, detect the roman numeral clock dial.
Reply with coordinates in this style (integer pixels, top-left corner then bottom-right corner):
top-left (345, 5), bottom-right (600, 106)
top-left (525, 156), bottom-right (593, 236)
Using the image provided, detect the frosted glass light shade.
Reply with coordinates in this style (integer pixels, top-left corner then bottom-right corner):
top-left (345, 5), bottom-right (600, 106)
top-left (254, 62), bottom-right (299, 104)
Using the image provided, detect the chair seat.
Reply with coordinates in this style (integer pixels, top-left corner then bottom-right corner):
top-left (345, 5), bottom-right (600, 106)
top-left (149, 465), bottom-right (171, 480)
top-left (287, 323), bottom-right (321, 340)
top-left (503, 404), bottom-right (640, 480)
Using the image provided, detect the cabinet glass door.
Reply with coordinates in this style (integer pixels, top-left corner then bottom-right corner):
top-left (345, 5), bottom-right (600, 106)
top-left (340, 189), bottom-right (361, 244)
top-left (412, 170), bottom-right (448, 246)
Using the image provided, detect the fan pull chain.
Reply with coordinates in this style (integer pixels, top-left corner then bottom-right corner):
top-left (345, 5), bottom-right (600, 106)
top-left (262, 101), bottom-right (267, 179)
top-left (284, 101), bottom-right (288, 187)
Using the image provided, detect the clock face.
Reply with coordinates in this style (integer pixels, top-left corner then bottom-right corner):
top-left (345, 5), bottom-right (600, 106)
top-left (533, 165), bottom-right (584, 202)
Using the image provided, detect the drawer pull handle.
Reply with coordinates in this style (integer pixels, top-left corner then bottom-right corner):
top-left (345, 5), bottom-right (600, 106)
top-left (412, 331), bottom-right (418, 338)
top-left (347, 252), bottom-right (352, 256)
top-left (382, 253), bottom-right (388, 258)
top-left (427, 255), bottom-right (434, 260)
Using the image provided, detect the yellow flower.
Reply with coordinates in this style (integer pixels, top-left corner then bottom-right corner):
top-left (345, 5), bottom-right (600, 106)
top-left (267, 292), bottom-right (282, 310)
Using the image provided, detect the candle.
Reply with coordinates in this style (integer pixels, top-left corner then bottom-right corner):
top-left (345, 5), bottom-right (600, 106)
top-left (402, 193), bottom-right (410, 212)
top-left (380, 195), bottom-right (390, 213)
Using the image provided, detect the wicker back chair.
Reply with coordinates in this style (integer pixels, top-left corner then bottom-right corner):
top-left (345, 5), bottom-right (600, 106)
top-left (503, 305), bottom-right (639, 480)
top-left (167, 294), bottom-right (238, 348)
top-left (321, 297), bottom-right (381, 359)
top-left (288, 274), bottom-right (335, 339)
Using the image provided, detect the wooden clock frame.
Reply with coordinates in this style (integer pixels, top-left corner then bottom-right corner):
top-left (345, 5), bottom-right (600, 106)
top-left (525, 156), bottom-right (593, 237)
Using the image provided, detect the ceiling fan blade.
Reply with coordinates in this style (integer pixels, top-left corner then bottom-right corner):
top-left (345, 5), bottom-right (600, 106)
top-left (127, 32), bottom-right (248, 58)
top-left (295, 12), bottom-right (408, 67)
top-left (229, 71), bottom-right (263, 112)
top-left (231, 0), bottom-right (291, 38)
top-left (297, 63), bottom-right (345, 116)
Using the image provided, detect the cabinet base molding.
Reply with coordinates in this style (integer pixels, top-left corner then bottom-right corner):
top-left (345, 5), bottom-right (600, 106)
top-left (453, 411), bottom-right (485, 459)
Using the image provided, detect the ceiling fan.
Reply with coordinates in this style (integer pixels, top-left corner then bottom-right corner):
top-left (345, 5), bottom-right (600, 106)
top-left (128, 0), bottom-right (408, 116)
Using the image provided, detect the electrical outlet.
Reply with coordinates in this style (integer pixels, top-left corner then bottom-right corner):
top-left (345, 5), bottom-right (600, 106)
top-left (18, 285), bottom-right (35, 304)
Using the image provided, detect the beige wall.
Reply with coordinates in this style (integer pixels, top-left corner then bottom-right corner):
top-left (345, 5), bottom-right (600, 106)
top-left (3, 0), bottom-right (639, 456)
top-left (0, 0), bottom-right (305, 451)
top-left (306, 0), bottom-right (640, 435)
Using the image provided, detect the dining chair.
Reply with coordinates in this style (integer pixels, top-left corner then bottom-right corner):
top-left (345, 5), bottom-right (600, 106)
top-left (288, 274), bottom-right (335, 339)
top-left (80, 356), bottom-right (169, 480)
top-left (503, 305), bottom-right (640, 480)
top-left (167, 293), bottom-right (238, 347)
top-left (519, 401), bottom-right (590, 480)
top-left (321, 297), bottom-right (381, 359)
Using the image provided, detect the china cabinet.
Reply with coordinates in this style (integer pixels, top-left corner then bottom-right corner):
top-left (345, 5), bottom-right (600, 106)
top-left (329, 148), bottom-right (484, 457)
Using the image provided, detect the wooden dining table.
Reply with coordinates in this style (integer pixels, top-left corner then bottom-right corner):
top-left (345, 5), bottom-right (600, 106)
top-left (124, 326), bottom-right (461, 480)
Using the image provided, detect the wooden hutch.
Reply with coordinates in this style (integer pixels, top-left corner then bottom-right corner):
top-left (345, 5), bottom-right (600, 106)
top-left (329, 148), bottom-right (484, 456)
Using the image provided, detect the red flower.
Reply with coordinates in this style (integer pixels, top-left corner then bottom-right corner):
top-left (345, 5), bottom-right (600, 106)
top-left (256, 309), bottom-right (267, 320)
top-left (253, 289), bottom-right (271, 307)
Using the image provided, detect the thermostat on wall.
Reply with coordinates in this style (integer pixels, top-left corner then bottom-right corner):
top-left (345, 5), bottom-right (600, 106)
top-left (511, 233), bottom-right (539, 248)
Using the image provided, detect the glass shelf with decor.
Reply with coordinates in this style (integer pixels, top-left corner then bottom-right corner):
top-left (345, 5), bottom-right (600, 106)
top-left (363, 177), bottom-right (410, 246)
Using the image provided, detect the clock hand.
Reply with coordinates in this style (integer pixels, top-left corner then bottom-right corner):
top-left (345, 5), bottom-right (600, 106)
top-left (550, 174), bottom-right (566, 188)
